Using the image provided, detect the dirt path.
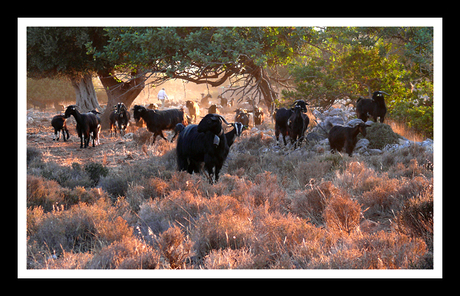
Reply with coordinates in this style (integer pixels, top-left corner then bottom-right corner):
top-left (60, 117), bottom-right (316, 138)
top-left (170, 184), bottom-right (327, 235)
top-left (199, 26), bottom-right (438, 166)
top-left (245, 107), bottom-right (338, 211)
top-left (26, 109), bottom-right (241, 169)
top-left (27, 110), bottom-right (168, 168)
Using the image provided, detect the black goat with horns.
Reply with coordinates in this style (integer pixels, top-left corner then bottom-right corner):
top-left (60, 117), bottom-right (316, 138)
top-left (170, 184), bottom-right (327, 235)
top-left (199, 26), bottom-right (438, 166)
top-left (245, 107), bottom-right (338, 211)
top-left (176, 113), bottom-right (232, 183)
top-left (356, 91), bottom-right (389, 123)
top-left (64, 105), bottom-right (99, 148)
top-left (275, 100), bottom-right (309, 146)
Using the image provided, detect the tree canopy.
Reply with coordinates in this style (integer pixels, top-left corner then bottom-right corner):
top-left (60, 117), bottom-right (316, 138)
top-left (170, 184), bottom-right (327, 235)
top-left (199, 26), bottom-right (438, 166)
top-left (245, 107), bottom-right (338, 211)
top-left (27, 26), bottom-right (433, 137)
top-left (89, 27), bottom-right (317, 108)
top-left (283, 27), bottom-right (433, 137)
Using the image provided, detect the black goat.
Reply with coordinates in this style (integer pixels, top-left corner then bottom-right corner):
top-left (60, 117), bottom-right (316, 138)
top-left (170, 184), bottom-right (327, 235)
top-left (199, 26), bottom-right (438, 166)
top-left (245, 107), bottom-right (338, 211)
top-left (287, 105), bottom-right (309, 148)
top-left (176, 114), bottom-right (230, 183)
top-left (64, 105), bottom-right (99, 148)
top-left (133, 105), bottom-right (186, 144)
top-left (356, 91), bottom-right (389, 123)
top-left (328, 121), bottom-right (367, 156)
top-left (51, 115), bottom-right (69, 141)
top-left (109, 103), bottom-right (131, 137)
top-left (171, 123), bottom-right (185, 142)
top-left (115, 103), bottom-right (130, 136)
top-left (275, 100), bottom-right (309, 146)
top-left (226, 122), bottom-right (244, 147)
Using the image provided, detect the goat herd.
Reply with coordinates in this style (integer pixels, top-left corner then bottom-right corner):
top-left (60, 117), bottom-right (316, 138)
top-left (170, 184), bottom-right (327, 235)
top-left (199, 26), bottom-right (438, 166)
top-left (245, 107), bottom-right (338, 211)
top-left (49, 91), bottom-right (389, 183)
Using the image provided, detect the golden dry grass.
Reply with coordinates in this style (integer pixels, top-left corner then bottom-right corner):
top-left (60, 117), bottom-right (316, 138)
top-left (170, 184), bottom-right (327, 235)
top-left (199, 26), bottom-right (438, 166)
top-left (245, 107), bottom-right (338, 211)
top-left (26, 109), bottom-right (434, 269)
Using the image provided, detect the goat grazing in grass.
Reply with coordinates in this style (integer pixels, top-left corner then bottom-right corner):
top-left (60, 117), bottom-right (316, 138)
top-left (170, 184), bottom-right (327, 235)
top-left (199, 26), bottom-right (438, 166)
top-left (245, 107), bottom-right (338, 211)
top-left (356, 91), bottom-right (389, 123)
top-left (64, 105), bottom-right (99, 148)
top-left (176, 114), bottom-right (230, 183)
top-left (328, 121), bottom-right (367, 156)
top-left (51, 115), bottom-right (69, 141)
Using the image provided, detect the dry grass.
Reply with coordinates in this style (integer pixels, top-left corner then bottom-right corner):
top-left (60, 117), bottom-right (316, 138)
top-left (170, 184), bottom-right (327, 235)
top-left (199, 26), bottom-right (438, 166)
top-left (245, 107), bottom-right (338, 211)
top-left (26, 112), bottom-right (434, 269)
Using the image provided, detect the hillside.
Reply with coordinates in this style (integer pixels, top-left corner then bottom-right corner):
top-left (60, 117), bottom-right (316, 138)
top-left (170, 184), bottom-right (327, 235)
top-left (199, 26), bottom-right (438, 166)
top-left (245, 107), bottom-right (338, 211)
top-left (26, 106), bottom-right (433, 270)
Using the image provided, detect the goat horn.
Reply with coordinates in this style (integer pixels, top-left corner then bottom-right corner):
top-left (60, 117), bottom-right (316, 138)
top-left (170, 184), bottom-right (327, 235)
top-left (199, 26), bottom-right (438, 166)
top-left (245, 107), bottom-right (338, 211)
top-left (379, 91), bottom-right (390, 95)
top-left (212, 114), bottom-right (230, 125)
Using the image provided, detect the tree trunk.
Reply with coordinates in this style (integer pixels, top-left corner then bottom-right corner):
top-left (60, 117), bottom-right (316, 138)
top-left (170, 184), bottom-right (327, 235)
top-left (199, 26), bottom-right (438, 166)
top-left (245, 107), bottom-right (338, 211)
top-left (255, 67), bottom-right (277, 110)
top-left (70, 73), bottom-right (101, 112)
top-left (98, 70), bottom-right (146, 129)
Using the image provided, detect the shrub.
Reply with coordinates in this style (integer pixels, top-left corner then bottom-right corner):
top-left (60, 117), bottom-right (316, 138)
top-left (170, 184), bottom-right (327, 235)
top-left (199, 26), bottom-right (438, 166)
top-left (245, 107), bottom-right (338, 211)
top-left (203, 248), bottom-right (255, 269)
top-left (397, 187), bottom-right (433, 251)
top-left (28, 198), bottom-right (132, 257)
top-left (143, 177), bottom-right (170, 199)
top-left (34, 161), bottom-right (93, 189)
top-left (323, 193), bottom-right (361, 235)
top-left (138, 190), bottom-right (207, 236)
top-left (235, 131), bottom-right (275, 154)
top-left (99, 174), bottom-right (130, 199)
top-left (295, 159), bottom-right (333, 186)
top-left (155, 225), bottom-right (193, 269)
top-left (193, 208), bottom-right (253, 258)
top-left (335, 161), bottom-right (380, 194)
top-left (84, 162), bottom-right (109, 186)
top-left (27, 175), bottom-right (108, 212)
top-left (365, 123), bottom-right (400, 149)
top-left (290, 181), bottom-right (338, 224)
top-left (249, 171), bottom-right (287, 212)
top-left (27, 147), bottom-right (42, 166)
top-left (87, 236), bottom-right (160, 269)
top-left (27, 175), bottom-right (66, 212)
top-left (361, 178), bottom-right (401, 215)
top-left (353, 231), bottom-right (427, 269)
top-left (253, 211), bottom-right (313, 261)
top-left (125, 184), bottom-right (145, 212)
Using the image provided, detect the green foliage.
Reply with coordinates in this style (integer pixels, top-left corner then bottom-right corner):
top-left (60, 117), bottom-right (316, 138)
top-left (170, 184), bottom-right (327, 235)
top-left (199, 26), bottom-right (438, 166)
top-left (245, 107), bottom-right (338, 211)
top-left (284, 27), bottom-right (433, 138)
top-left (90, 27), bottom-right (315, 107)
top-left (94, 27), bottom-right (313, 74)
top-left (84, 162), bottom-right (109, 186)
top-left (365, 123), bottom-right (400, 149)
top-left (27, 27), bottom-right (108, 79)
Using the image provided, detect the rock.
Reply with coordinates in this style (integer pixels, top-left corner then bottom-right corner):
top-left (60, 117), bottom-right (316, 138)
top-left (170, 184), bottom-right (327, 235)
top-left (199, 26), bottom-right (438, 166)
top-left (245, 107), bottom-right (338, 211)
top-left (346, 118), bottom-right (364, 127)
top-left (421, 138), bottom-right (433, 146)
top-left (355, 138), bottom-right (370, 150)
top-left (306, 132), bottom-right (326, 143)
top-left (421, 138), bottom-right (433, 152)
top-left (323, 116), bottom-right (344, 131)
top-left (368, 148), bottom-right (383, 155)
top-left (327, 108), bottom-right (343, 117)
top-left (319, 138), bottom-right (329, 145)
top-left (384, 143), bottom-right (400, 152)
